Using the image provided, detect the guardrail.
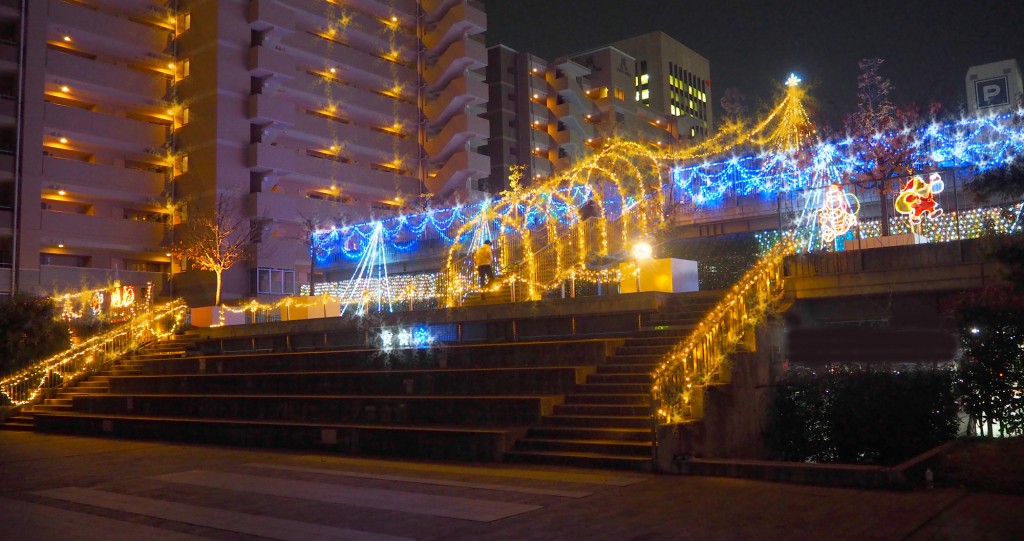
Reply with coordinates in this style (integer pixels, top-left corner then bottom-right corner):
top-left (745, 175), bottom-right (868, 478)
top-left (0, 299), bottom-right (187, 406)
top-left (651, 236), bottom-right (795, 423)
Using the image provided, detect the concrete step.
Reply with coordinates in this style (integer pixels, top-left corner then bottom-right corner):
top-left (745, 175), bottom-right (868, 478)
top-left (574, 382), bottom-right (650, 394)
top-left (77, 380), bottom-right (110, 389)
top-left (504, 449), bottom-right (651, 471)
top-left (130, 339), bottom-right (616, 376)
top-left (606, 354), bottom-right (663, 365)
top-left (512, 437), bottom-right (651, 456)
top-left (107, 366), bottom-right (589, 397)
top-left (633, 328), bottom-right (688, 339)
top-left (565, 393), bottom-right (649, 405)
top-left (586, 373), bottom-right (652, 385)
top-left (33, 412), bottom-right (521, 462)
top-left (69, 393), bottom-right (562, 427)
top-left (108, 369), bottom-right (142, 376)
top-left (0, 414), bottom-right (35, 431)
top-left (623, 337), bottom-right (681, 348)
top-left (525, 425), bottom-right (651, 442)
top-left (30, 404), bottom-right (74, 412)
top-left (541, 414), bottom-right (651, 429)
top-left (553, 403), bottom-right (651, 416)
top-left (613, 345), bottom-right (673, 356)
top-left (597, 363), bottom-right (656, 374)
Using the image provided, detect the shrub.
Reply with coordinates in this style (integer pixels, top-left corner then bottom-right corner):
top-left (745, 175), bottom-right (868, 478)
top-left (0, 293), bottom-right (71, 376)
top-left (765, 365), bottom-right (960, 465)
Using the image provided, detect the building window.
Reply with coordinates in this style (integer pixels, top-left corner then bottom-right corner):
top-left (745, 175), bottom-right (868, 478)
top-left (181, 106), bottom-right (190, 125)
top-left (256, 267), bottom-right (295, 295)
top-left (178, 12), bottom-right (191, 33)
top-left (613, 87), bottom-right (624, 101)
top-left (179, 59), bottom-right (190, 79)
top-left (177, 154), bottom-right (189, 175)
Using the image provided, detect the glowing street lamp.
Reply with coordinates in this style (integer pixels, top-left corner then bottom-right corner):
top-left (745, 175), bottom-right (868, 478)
top-left (631, 240), bottom-right (652, 293)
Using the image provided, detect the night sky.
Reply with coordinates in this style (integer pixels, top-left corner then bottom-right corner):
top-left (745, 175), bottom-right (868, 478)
top-left (483, 0), bottom-right (1024, 128)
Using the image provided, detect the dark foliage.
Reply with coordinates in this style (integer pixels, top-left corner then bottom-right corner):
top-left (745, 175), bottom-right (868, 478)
top-left (966, 157), bottom-right (1024, 205)
top-left (950, 288), bottom-right (1024, 437)
top-left (0, 293), bottom-right (71, 376)
top-left (765, 365), bottom-right (960, 465)
top-left (663, 233), bottom-right (763, 290)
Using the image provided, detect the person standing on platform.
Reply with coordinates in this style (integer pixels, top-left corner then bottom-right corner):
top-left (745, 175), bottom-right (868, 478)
top-left (474, 239), bottom-right (494, 289)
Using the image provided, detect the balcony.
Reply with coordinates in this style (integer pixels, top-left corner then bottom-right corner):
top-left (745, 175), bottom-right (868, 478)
top-left (424, 113), bottom-right (487, 162)
top-left (293, 154), bottom-right (420, 198)
top-left (43, 157), bottom-right (165, 202)
top-left (284, 33), bottom-right (414, 89)
top-left (247, 143), bottom-right (297, 174)
top-left (422, 0), bottom-right (464, 16)
top-left (282, 71), bottom-right (417, 121)
top-left (0, 41), bottom-right (17, 69)
top-left (423, 1), bottom-right (486, 56)
top-left (41, 211), bottom-right (165, 249)
top-left (248, 0), bottom-right (296, 40)
top-left (424, 76), bottom-right (486, 125)
top-left (38, 266), bottom-right (166, 294)
top-left (423, 36), bottom-right (486, 91)
top-left (47, 50), bottom-right (168, 100)
top-left (44, 103), bottom-right (166, 153)
top-left (247, 94), bottom-right (295, 126)
top-left (426, 149), bottom-right (488, 197)
top-left (291, 112), bottom-right (418, 161)
top-left (50, 1), bottom-right (169, 53)
top-left (0, 96), bottom-right (14, 122)
top-left (248, 46), bottom-right (296, 81)
top-left (284, 0), bottom-right (417, 53)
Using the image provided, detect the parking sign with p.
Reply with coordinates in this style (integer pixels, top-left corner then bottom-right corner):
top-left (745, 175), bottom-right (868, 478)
top-left (975, 76), bottom-right (1009, 109)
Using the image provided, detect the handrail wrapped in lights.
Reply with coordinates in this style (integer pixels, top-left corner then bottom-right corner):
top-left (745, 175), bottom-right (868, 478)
top-left (0, 300), bottom-right (188, 406)
top-left (651, 235), bottom-right (796, 424)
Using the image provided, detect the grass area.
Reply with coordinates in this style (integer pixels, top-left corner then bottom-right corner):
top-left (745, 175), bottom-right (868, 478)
top-left (935, 436), bottom-right (1024, 494)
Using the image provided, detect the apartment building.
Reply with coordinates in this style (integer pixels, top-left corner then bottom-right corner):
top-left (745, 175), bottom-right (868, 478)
top-left (484, 31), bottom-right (711, 192)
top-left (2, 0), bottom-right (488, 303)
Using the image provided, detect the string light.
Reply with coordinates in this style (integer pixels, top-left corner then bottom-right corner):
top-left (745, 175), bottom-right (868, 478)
top-left (1, 301), bottom-right (186, 406)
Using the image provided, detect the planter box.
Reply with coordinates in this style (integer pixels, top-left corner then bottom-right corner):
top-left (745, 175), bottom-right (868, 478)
top-left (190, 306), bottom-right (247, 327)
top-left (619, 258), bottom-right (699, 294)
top-left (278, 296), bottom-right (342, 321)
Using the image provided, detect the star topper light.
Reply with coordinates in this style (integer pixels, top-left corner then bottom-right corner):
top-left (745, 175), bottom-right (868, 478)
top-left (786, 73), bottom-right (802, 87)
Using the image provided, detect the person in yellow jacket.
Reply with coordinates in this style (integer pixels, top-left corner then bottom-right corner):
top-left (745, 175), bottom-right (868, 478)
top-left (474, 239), bottom-right (494, 288)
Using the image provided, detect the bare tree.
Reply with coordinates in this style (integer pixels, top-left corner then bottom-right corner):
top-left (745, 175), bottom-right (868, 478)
top-left (174, 195), bottom-right (260, 305)
top-left (844, 58), bottom-right (921, 237)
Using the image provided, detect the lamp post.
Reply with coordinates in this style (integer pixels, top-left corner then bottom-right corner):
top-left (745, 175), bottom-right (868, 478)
top-left (631, 240), bottom-right (652, 293)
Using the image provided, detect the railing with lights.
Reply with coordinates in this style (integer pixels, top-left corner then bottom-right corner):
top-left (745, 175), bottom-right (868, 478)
top-left (0, 300), bottom-right (188, 407)
top-left (651, 236), bottom-right (796, 424)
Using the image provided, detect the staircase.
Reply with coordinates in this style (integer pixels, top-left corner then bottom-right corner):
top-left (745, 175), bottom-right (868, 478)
top-left (459, 283), bottom-right (513, 306)
top-left (0, 335), bottom-right (197, 431)
top-left (505, 291), bottom-right (724, 470)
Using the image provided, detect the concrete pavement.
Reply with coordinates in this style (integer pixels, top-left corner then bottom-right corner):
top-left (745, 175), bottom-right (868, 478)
top-left (0, 431), bottom-right (1019, 540)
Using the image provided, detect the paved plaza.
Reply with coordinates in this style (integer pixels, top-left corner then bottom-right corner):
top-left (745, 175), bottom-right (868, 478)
top-left (0, 431), bottom-right (1020, 540)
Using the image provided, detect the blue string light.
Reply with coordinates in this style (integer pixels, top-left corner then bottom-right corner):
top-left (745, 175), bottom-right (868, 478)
top-left (311, 111), bottom-right (1024, 266)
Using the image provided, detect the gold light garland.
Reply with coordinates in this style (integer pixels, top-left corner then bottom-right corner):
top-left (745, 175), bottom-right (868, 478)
top-left (1, 300), bottom-right (187, 406)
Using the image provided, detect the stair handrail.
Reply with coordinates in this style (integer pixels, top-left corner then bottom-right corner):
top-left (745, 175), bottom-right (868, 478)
top-left (0, 299), bottom-right (188, 407)
top-left (651, 235), bottom-right (795, 424)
